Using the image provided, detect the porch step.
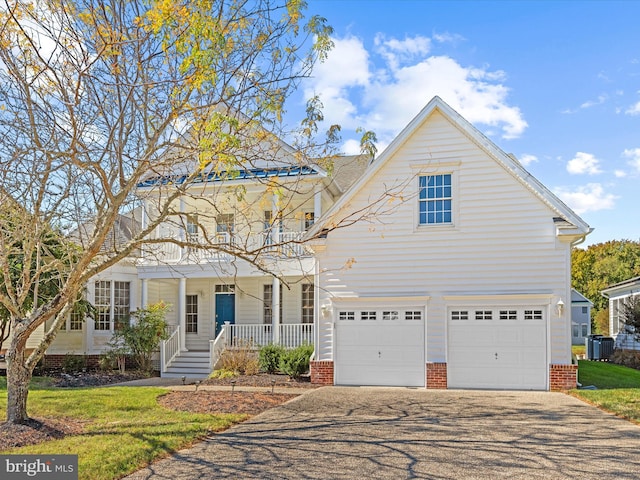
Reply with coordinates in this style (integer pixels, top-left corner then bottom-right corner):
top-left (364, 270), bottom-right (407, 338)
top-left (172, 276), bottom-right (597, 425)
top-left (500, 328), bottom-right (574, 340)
top-left (162, 350), bottom-right (211, 379)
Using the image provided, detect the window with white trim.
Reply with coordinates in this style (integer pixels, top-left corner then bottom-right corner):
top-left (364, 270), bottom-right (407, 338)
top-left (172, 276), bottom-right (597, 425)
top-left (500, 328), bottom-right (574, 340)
top-left (524, 309), bottom-right (543, 320)
top-left (405, 311), bottom-right (422, 321)
top-left (499, 310), bottom-right (517, 320)
top-left (572, 325), bottom-right (579, 337)
top-left (419, 174), bottom-right (452, 225)
top-left (475, 310), bottom-right (493, 320)
top-left (301, 284), bottom-right (314, 324)
top-left (186, 294), bottom-right (198, 333)
top-left (361, 311), bottom-right (377, 321)
top-left (186, 215), bottom-right (199, 243)
top-left (94, 280), bottom-right (131, 331)
top-left (69, 311), bottom-right (84, 331)
top-left (339, 311), bottom-right (355, 321)
top-left (216, 213), bottom-right (234, 244)
top-left (263, 284), bottom-right (283, 324)
top-left (581, 324), bottom-right (588, 336)
top-left (382, 311), bottom-right (399, 321)
top-left (215, 284), bottom-right (235, 293)
top-left (450, 311), bottom-right (469, 321)
top-left (303, 211), bottom-right (315, 230)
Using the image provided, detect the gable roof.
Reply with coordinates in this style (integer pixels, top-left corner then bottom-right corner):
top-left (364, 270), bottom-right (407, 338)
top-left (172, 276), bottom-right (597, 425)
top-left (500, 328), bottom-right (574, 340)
top-left (602, 276), bottom-right (640, 296)
top-left (571, 289), bottom-right (593, 306)
top-left (307, 96), bottom-right (592, 240)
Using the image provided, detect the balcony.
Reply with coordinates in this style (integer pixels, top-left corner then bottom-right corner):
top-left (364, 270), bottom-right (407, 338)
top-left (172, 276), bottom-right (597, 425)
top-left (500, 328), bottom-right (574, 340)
top-left (139, 231), bottom-right (311, 266)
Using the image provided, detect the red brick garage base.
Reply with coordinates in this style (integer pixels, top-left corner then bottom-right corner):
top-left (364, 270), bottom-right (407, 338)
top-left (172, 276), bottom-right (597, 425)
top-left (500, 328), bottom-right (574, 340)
top-left (310, 361), bottom-right (334, 385)
top-left (426, 362), bottom-right (447, 389)
top-left (550, 364), bottom-right (578, 391)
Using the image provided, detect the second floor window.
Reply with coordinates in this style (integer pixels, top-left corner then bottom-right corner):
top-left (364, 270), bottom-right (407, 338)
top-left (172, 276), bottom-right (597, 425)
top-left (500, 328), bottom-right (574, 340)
top-left (216, 213), bottom-right (234, 243)
top-left (186, 215), bottom-right (199, 243)
top-left (304, 211), bottom-right (315, 230)
top-left (419, 174), bottom-right (452, 225)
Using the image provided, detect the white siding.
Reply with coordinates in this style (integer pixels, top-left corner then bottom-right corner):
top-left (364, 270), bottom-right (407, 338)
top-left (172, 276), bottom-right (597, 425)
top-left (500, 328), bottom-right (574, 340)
top-left (316, 110), bottom-right (572, 366)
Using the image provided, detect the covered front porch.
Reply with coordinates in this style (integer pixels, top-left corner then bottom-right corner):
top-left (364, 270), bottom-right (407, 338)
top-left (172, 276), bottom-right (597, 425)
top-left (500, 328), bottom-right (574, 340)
top-left (146, 275), bottom-right (316, 378)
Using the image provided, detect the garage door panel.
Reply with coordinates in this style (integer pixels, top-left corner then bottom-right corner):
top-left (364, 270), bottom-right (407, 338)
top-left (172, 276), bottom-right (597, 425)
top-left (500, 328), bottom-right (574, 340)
top-left (447, 306), bottom-right (547, 390)
top-left (335, 308), bottom-right (425, 387)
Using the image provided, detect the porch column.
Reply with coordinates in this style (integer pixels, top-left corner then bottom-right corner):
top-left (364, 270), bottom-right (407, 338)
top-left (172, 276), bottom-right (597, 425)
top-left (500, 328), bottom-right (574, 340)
top-left (141, 279), bottom-right (148, 309)
top-left (272, 276), bottom-right (280, 344)
top-left (314, 184), bottom-right (322, 220)
top-left (178, 277), bottom-right (187, 351)
top-left (271, 193), bottom-right (280, 244)
top-left (179, 197), bottom-right (186, 260)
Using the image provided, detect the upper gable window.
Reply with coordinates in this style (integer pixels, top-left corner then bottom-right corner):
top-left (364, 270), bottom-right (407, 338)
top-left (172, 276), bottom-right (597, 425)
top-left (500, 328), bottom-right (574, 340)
top-left (419, 174), bottom-right (452, 225)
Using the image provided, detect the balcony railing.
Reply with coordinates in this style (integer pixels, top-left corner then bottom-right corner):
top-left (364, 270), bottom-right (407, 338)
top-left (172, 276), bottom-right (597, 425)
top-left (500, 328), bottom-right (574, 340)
top-left (140, 231), bottom-right (310, 265)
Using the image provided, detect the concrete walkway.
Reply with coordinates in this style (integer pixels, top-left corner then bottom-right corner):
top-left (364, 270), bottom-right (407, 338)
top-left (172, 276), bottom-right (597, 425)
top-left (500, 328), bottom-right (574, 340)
top-left (124, 387), bottom-right (640, 480)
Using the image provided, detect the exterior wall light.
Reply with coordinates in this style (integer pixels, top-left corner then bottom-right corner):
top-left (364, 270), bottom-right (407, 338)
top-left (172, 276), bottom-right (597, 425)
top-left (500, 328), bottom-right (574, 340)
top-left (556, 299), bottom-right (565, 317)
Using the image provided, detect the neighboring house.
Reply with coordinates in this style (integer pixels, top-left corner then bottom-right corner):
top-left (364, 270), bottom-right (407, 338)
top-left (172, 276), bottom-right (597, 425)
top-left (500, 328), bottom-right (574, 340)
top-left (601, 276), bottom-right (640, 351)
top-left (307, 96), bottom-right (591, 391)
top-left (571, 289), bottom-right (593, 345)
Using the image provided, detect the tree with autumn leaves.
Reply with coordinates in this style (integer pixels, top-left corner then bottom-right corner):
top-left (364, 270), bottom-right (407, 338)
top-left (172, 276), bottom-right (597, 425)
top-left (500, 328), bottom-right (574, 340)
top-left (0, 0), bottom-right (389, 424)
top-left (572, 240), bottom-right (640, 334)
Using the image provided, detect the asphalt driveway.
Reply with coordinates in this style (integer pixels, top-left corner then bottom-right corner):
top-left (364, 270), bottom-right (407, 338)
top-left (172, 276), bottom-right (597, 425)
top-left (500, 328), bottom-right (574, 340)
top-left (126, 387), bottom-right (640, 479)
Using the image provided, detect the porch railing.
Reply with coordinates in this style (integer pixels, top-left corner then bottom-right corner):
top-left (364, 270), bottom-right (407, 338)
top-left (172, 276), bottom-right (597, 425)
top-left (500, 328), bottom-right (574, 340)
top-left (160, 325), bottom-right (181, 373)
top-left (223, 323), bottom-right (314, 349)
top-left (209, 325), bottom-right (228, 371)
top-left (139, 231), bottom-right (310, 265)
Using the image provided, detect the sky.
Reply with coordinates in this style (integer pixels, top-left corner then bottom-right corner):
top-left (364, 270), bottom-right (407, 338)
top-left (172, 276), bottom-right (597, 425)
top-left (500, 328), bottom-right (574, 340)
top-left (290, 0), bottom-right (640, 246)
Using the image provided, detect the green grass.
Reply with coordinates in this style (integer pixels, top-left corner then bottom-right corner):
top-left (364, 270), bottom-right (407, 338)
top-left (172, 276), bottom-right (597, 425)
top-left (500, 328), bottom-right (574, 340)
top-left (572, 360), bottom-right (640, 425)
top-left (0, 378), bottom-right (246, 480)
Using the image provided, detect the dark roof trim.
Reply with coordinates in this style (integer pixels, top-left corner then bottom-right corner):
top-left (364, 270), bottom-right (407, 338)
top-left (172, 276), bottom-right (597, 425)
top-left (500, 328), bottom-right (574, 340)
top-left (137, 166), bottom-right (318, 188)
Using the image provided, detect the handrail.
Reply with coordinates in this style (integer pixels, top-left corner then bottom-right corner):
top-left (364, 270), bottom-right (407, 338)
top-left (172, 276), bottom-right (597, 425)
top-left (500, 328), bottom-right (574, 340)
top-left (209, 323), bottom-right (228, 371)
top-left (161, 325), bottom-right (180, 372)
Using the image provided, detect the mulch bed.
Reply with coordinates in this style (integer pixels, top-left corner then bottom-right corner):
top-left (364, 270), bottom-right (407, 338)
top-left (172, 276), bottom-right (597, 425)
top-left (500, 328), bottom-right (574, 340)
top-left (0, 417), bottom-right (86, 450)
top-left (0, 372), bottom-right (308, 450)
top-left (158, 390), bottom-right (298, 415)
top-left (203, 373), bottom-right (317, 389)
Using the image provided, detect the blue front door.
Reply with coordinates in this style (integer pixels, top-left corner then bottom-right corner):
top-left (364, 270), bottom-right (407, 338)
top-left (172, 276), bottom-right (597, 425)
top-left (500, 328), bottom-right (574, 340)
top-left (215, 293), bottom-right (235, 336)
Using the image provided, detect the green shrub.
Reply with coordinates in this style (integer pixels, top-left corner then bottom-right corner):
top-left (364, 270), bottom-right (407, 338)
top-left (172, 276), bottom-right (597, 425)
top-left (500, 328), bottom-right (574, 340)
top-left (62, 354), bottom-right (86, 373)
top-left (259, 344), bottom-right (286, 373)
top-left (279, 344), bottom-right (314, 378)
top-left (218, 340), bottom-right (260, 375)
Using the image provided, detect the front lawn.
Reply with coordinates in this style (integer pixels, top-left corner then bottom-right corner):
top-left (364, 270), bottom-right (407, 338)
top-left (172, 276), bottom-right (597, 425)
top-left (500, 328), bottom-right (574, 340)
top-left (0, 378), bottom-right (246, 480)
top-left (571, 360), bottom-right (640, 425)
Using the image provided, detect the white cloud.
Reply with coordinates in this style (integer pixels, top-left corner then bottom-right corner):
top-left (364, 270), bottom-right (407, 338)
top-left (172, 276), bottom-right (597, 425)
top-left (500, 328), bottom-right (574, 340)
top-left (519, 154), bottom-right (538, 166)
top-left (579, 94), bottom-right (608, 109)
top-left (625, 101), bottom-right (640, 115)
top-left (303, 34), bottom-right (528, 150)
top-left (622, 148), bottom-right (640, 173)
top-left (614, 170), bottom-right (627, 178)
top-left (566, 152), bottom-right (603, 175)
top-left (374, 34), bottom-right (431, 70)
top-left (554, 183), bottom-right (618, 214)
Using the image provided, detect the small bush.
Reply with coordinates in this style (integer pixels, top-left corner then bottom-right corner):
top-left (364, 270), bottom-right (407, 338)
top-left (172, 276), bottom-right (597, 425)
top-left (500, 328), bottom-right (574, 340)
top-left (610, 349), bottom-right (640, 370)
top-left (62, 354), bottom-right (86, 373)
top-left (279, 344), bottom-right (314, 378)
top-left (209, 368), bottom-right (237, 379)
top-left (219, 340), bottom-right (260, 375)
top-left (259, 344), bottom-right (286, 373)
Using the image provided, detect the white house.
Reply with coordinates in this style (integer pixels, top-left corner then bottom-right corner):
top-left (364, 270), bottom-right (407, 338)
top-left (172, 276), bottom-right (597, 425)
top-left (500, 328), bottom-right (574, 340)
top-left (571, 289), bottom-right (593, 345)
top-left (307, 96), bottom-right (591, 391)
top-left (602, 276), bottom-right (640, 350)
top-left (44, 96), bottom-right (590, 390)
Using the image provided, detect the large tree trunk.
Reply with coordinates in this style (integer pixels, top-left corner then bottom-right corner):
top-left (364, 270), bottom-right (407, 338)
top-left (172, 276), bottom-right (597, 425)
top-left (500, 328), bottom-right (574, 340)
top-left (6, 346), bottom-right (33, 424)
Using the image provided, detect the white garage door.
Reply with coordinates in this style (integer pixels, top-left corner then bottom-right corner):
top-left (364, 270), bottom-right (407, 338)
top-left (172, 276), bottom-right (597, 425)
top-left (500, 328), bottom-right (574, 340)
top-left (448, 307), bottom-right (547, 390)
top-left (335, 308), bottom-right (425, 387)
